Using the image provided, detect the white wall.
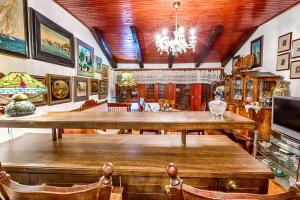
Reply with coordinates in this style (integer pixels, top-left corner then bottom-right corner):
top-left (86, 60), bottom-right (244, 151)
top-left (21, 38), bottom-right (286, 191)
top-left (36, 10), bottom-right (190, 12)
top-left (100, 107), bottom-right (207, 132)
top-left (225, 4), bottom-right (300, 97)
top-left (0, 0), bottom-right (111, 143)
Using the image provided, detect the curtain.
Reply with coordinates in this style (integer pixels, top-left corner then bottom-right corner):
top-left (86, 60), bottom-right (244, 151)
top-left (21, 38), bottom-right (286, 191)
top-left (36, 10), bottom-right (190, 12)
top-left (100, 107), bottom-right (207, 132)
top-left (113, 69), bottom-right (222, 84)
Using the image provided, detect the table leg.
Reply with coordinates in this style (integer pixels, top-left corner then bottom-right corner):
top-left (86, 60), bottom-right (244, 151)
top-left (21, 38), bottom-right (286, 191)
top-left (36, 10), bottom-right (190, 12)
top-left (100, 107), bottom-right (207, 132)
top-left (52, 128), bottom-right (57, 142)
top-left (57, 128), bottom-right (62, 139)
top-left (181, 130), bottom-right (187, 147)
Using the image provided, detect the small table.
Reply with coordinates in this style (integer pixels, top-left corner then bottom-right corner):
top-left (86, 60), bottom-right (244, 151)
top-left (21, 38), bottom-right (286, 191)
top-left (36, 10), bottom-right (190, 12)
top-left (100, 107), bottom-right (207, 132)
top-left (0, 111), bottom-right (255, 146)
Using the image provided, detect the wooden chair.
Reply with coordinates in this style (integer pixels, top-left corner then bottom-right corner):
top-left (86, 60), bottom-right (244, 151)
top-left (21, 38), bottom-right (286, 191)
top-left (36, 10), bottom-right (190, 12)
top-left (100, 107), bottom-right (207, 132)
top-left (107, 103), bottom-right (130, 112)
top-left (166, 163), bottom-right (300, 200)
top-left (0, 163), bottom-right (114, 200)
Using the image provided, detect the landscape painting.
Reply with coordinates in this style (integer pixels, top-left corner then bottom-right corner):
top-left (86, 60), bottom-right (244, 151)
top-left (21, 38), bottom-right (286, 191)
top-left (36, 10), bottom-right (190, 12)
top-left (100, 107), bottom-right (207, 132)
top-left (76, 38), bottom-right (94, 77)
top-left (0, 0), bottom-right (28, 57)
top-left (31, 9), bottom-right (75, 67)
top-left (251, 36), bottom-right (263, 68)
top-left (40, 24), bottom-right (71, 60)
top-left (95, 56), bottom-right (102, 73)
top-left (73, 76), bottom-right (89, 102)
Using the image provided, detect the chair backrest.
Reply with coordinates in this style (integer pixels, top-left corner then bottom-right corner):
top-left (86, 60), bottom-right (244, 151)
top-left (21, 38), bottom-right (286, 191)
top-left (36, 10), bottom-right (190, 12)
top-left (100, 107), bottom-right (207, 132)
top-left (107, 103), bottom-right (130, 112)
top-left (0, 163), bottom-right (114, 200)
top-left (166, 163), bottom-right (300, 200)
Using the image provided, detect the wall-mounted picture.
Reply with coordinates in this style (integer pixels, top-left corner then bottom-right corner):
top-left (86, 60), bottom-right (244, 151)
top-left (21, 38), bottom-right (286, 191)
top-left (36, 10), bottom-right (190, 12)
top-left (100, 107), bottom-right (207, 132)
top-left (278, 32), bottom-right (292, 53)
top-left (101, 64), bottom-right (110, 80)
top-left (290, 60), bottom-right (300, 79)
top-left (0, 0), bottom-right (29, 57)
top-left (292, 38), bottom-right (300, 59)
top-left (76, 38), bottom-right (94, 77)
top-left (31, 9), bottom-right (75, 67)
top-left (276, 53), bottom-right (290, 71)
top-left (47, 74), bottom-right (72, 105)
top-left (89, 78), bottom-right (99, 95)
top-left (95, 56), bottom-right (102, 73)
top-left (73, 76), bottom-right (89, 102)
top-left (99, 80), bottom-right (108, 99)
top-left (232, 55), bottom-right (240, 72)
top-left (29, 75), bottom-right (48, 106)
top-left (251, 36), bottom-right (263, 68)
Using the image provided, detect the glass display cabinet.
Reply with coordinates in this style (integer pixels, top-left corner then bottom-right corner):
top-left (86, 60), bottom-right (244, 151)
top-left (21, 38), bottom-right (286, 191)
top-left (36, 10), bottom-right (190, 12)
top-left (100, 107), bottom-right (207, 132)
top-left (257, 131), bottom-right (300, 189)
top-left (244, 72), bottom-right (281, 107)
top-left (232, 73), bottom-right (244, 102)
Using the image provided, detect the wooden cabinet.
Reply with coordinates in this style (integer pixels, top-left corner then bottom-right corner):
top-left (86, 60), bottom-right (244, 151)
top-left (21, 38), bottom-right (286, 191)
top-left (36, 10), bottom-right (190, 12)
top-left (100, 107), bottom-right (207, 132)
top-left (225, 72), bottom-right (281, 151)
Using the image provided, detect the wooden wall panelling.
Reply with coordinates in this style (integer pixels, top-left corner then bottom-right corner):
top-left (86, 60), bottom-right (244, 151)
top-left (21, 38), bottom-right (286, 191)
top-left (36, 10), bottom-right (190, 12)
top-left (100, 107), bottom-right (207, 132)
top-left (191, 83), bottom-right (202, 111)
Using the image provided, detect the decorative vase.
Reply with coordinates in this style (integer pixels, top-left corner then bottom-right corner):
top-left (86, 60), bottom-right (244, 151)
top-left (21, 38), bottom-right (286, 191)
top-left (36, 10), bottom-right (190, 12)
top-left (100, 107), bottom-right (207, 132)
top-left (208, 95), bottom-right (227, 119)
top-left (4, 94), bottom-right (36, 117)
top-left (273, 80), bottom-right (288, 96)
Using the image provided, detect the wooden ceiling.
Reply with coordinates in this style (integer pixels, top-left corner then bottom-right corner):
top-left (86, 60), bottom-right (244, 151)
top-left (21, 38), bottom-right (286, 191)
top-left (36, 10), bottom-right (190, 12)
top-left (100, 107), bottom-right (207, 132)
top-left (55, 0), bottom-right (300, 66)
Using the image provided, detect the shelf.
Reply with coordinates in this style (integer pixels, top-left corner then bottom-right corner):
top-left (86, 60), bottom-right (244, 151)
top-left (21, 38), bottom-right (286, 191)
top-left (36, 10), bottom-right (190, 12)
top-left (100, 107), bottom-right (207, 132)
top-left (257, 148), bottom-right (299, 178)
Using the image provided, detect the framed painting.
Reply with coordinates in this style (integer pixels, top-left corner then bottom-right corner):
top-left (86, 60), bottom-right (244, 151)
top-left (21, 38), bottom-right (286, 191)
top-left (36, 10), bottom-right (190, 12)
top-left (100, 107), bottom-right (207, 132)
top-left (29, 75), bottom-right (48, 106)
top-left (290, 60), bottom-right (300, 79)
top-left (73, 76), bottom-right (89, 102)
top-left (95, 56), bottom-right (102, 73)
top-left (276, 53), bottom-right (290, 71)
top-left (232, 55), bottom-right (240, 73)
top-left (0, 0), bottom-right (29, 57)
top-left (76, 38), bottom-right (94, 77)
top-left (292, 38), bottom-right (300, 59)
top-left (101, 64), bottom-right (110, 80)
top-left (99, 80), bottom-right (108, 99)
top-left (251, 36), bottom-right (263, 68)
top-left (278, 33), bottom-right (292, 53)
top-left (89, 78), bottom-right (99, 95)
top-left (47, 74), bottom-right (72, 105)
top-left (31, 9), bottom-right (75, 67)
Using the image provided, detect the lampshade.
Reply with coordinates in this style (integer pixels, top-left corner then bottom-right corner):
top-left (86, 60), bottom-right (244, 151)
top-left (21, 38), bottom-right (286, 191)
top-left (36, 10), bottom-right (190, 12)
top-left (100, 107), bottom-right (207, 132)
top-left (119, 72), bottom-right (137, 88)
top-left (0, 72), bottom-right (48, 94)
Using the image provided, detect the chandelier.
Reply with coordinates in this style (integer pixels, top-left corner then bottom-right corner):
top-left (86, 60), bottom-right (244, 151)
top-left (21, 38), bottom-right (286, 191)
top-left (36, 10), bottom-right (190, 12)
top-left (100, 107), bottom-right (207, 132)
top-left (155, 1), bottom-right (197, 56)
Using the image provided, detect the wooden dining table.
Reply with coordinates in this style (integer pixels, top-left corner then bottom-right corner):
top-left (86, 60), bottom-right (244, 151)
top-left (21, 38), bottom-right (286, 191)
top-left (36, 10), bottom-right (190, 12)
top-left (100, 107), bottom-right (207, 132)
top-left (0, 111), bottom-right (255, 146)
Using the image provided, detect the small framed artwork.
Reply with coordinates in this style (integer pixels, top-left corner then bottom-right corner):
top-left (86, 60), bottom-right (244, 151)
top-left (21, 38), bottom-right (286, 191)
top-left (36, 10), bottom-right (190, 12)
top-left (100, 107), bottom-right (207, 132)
top-left (73, 76), bottom-right (89, 102)
top-left (232, 55), bottom-right (240, 72)
top-left (47, 74), bottom-right (72, 105)
top-left (278, 32), bottom-right (292, 53)
top-left (251, 36), bottom-right (263, 68)
top-left (292, 39), bottom-right (300, 58)
top-left (89, 78), bottom-right (99, 95)
top-left (290, 60), bottom-right (300, 79)
top-left (95, 56), bottom-right (102, 73)
top-left (0, 0), bottom-right (29, 58)
top-left (101, 64), bottom-right (110, 80)
top-left (29, 75), bottom-right (48, 106)
top-left (76, 38), bottom-right (94, 77)
top-left (99, 80), bottom-right (108, 99)
top-left (31, 9), bottom-right (75, 67)
top-left (276, 53), bottom-right (290, 71)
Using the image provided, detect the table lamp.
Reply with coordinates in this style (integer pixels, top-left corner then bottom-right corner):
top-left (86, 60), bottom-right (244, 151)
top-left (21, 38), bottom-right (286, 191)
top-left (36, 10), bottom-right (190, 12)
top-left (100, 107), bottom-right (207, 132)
top-left (0, 72), bottom-right (48, 117)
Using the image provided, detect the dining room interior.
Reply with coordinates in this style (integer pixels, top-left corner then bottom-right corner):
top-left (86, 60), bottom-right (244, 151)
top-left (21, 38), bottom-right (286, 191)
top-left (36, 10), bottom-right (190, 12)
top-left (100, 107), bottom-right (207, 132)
top-left (0, 0), bottom-right (300, 199)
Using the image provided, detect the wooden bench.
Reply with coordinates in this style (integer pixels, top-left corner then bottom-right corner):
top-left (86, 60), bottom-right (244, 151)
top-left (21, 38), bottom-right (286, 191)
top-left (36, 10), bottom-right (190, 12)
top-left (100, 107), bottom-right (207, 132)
top-left (0, 163), bottom-right (114, 200)
top-left (166, 163), bottom-right (300, 200)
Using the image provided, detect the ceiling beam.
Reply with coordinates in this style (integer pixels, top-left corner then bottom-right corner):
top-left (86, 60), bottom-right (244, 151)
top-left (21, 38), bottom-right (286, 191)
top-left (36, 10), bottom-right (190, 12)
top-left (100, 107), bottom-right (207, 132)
top-left (91, 27), bottom-right (117, 68)
top-left (130, 26), bottom-right (144, 68)
top-left (195, 25), bottom-right (224, 68)
top-left (168, 53), bottom-right (175, 68)
top-left (221, 27), bottom-right (258, 67)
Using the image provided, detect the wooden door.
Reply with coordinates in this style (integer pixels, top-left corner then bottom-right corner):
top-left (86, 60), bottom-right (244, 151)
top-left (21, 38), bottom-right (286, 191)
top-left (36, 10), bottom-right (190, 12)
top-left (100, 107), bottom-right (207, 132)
top-left (175, 84), bottom-right (191, 111)
top-left (191, 84), bottom-right (202, 111)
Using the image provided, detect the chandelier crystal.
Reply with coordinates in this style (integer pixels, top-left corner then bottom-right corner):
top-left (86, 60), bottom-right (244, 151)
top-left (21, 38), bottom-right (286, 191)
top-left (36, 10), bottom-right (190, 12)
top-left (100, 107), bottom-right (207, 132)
top-left (155, 1), bottom-right (197, 56)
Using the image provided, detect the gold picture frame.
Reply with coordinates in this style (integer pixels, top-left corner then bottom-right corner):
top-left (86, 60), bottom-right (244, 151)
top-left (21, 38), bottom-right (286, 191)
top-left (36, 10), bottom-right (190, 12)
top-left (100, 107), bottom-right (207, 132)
top-left (47, 74), bottom-right (72, 105)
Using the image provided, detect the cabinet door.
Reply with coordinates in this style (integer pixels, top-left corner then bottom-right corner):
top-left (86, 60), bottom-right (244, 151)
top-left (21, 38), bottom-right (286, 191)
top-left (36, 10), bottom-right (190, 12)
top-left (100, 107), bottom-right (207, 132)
top-left (191, 84), bottom-right (202, 111)
top-left (175, 84), bottom-right (192, 111)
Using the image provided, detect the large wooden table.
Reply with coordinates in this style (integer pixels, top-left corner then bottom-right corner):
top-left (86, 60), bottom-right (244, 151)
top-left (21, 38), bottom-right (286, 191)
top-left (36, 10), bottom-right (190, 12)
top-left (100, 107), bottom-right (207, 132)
top-left (0, 133), bottom-right (273, 200)
top-left (0, 111), bottom-right (255, 146)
